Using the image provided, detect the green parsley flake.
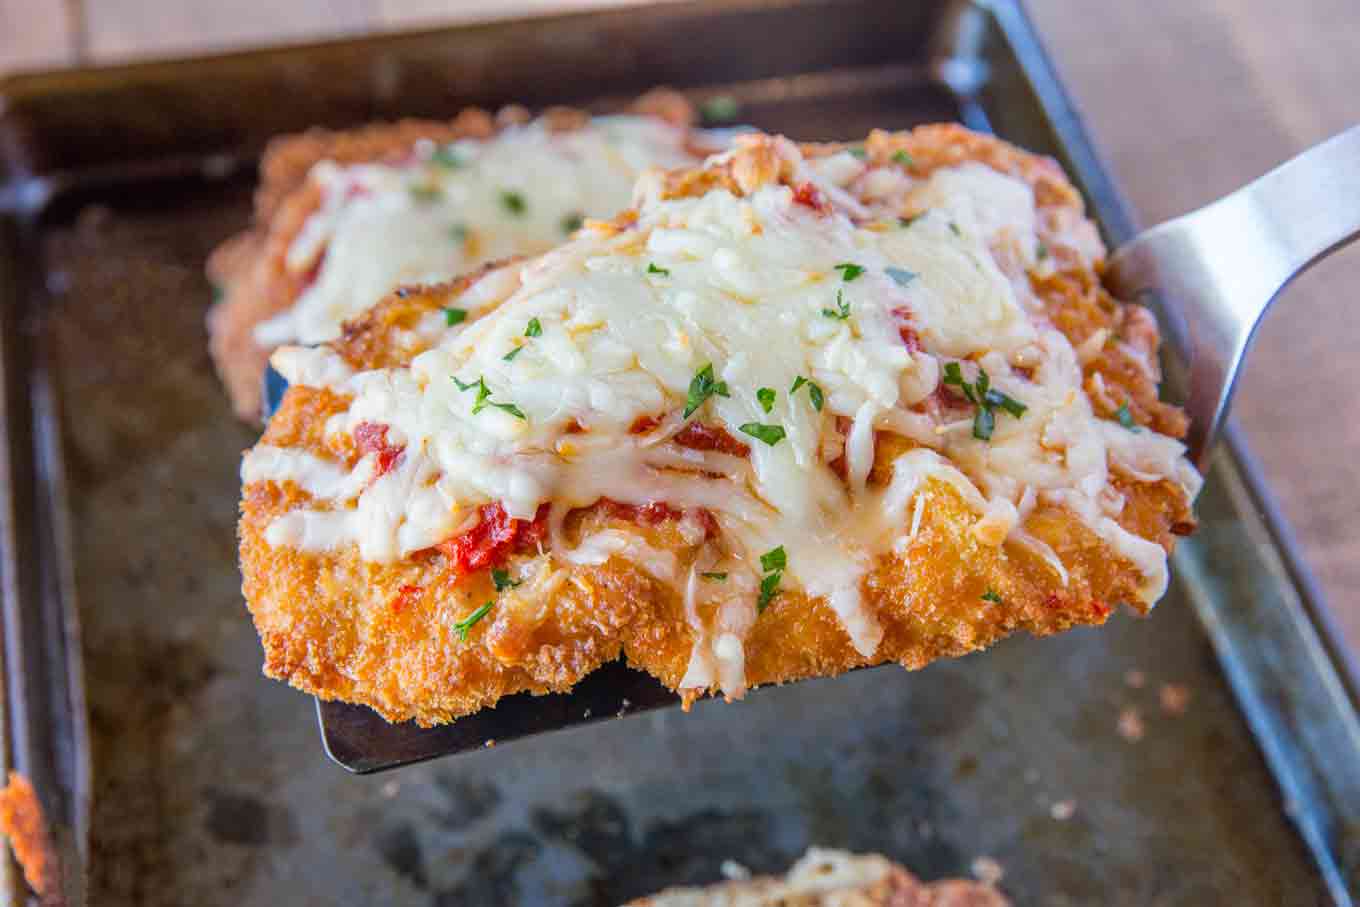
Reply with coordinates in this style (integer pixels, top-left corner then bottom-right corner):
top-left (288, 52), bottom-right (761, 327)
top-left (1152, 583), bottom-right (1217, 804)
top-left (822, 289), bottom-right (851, 320)
top-left (885, 266), bottom-right (917, 287)
top-left (757, 571), bottom-right (781, 613)
top-left (561, 211), bottom-right (584, 234)
top-left (892, 149), bottom-right (915, 167)
top-left (1036, 240), bottom-right (1049, 260)
top-left (683, 363), bottom-right (730, 419)
top-left (942, 362), bottom-right (1027, 441)
top-left (500, 190), bottom-right (527, 216)
top-left (700, 94), bottom-right (742, 123)
top-left (525, 317), bottom-right (542, 338)
top-left (454, 601), bottom-right (494, 640)
top-left (409, 184), bottom-right (442, 203)
top-left (491, 569), bottom-right (522, 592)
top-left (834, 262), bottom-right (865, 282)
top-left (757, 387), bottom-right (776, 413)
top-left (790, 376), bottom-right (824, 411)
top-left (647, 262), bottom-right (671, 277)
top-left (457, 375), bottom-right (526, 420)
top-left (449, 224), bottom-right (468, 242)
top-left (502, 346), bottom-right (523, 362)
top-left (760, 546), bottom-right (787, 573)
top-left (444, 307), bottom-right (468, 326)
top-left (740, 422), bottom-right (786, 446)
top-left (1116, 403), bottom-right (1139, 431)
top-left (949, 221), bottom-right (962, 237)
top-left (430, 145), bottom-right (464, 169)
top-left (700, 571), bottom-right (728, 582)
top-left (756, 546), bottom-right (786, 614)
top-left (899, 213), bottom-right (924, 228)
top-left (847, 146), bottom-right (867, 160)
top-left (210, 283), bottom-right (224, 305)
top-left (981, 589), bottom-right (1003, 605)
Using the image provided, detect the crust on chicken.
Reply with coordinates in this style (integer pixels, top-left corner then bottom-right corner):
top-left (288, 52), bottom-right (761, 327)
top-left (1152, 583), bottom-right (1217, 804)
top-left (624, 848), bottom-right (1008, 907)
top-left (239, 125), bottom-right (1195, 726)
top-left (207, 90), bottom-right (701, 421)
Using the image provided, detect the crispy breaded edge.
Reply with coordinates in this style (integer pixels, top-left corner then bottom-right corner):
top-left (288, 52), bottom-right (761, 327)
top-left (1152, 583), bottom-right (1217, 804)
top-left (0, 772), bottom-right (64, 907)
top-left (239, 126), bottom-right (1195, 726)
top-left (624, 848), bottom-right (1008, 906)
top-left (206, 89), bottom-right (699, 422)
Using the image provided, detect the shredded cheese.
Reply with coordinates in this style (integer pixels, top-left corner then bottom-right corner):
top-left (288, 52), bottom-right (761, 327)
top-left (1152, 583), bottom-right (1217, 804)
top-left (255, 115), bottom-right (706, 346)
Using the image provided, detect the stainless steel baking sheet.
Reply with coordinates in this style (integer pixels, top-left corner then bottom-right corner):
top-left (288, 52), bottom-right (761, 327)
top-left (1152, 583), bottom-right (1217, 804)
top-left (0, 1), bottom-right (1356, 903)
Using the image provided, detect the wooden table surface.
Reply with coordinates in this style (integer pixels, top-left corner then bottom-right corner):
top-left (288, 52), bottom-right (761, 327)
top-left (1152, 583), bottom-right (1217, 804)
top-left (3, 0), bottom-right (1357, 655)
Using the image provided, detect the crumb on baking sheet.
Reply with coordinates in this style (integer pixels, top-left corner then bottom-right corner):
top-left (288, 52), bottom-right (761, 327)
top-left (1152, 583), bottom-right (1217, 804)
top-left (1124, 669), bottom-right (1146, 689)
top-left (1160, 683), bottom-right (1192, 715)
top-left (1050, 799), bottom-right (1077, 821)
top-left (1117, 707), bottom-right (1145, 742)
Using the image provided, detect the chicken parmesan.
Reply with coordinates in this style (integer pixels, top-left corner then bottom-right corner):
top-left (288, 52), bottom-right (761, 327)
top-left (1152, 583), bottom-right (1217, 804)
top-left (207, 90), bottom-right (710, 419)
top-left (239, 125), bottom-right (1199, 726)
top-left (625, 848), bottom-right (1008, 907)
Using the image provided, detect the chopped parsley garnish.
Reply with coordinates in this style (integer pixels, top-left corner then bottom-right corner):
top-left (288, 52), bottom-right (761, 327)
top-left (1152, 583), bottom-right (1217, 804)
top-left (1115, 403), bottom-right (1139, 431)
top-left (892, 149), bottom-right (915, 167)
top-left (454, 601), bottom-right (494, 640)
top-left (847, 146), bottom-right (867, 160)
top-left (561, 211), bottom-right (584, 234)
top-left (739, 422), bottom-right (786, 446)
top-left (1036, 240), bottom-right (1049, 260)
top-left (430, 145), bottom-right (464, 169)
top-left (647, 262), bottom-right (671, 277)
top-left (822, 289), bottom-right (851, 320)
top-left (525, 317), bottom-right (542, 338)
top-left (756, 545), bottom-right (786, 613)
top-left (834, 262), bottom-right (865, 282)
top-left (491, 569), bottom-right (522, 592)
top-left (502, 346), bottom-right (523, 361)
top-left (899, 213), bottom-right (923, 228)
top-left (210, 283), bottom-right (224, 305)
top-left (790, 376), bottom-right (824, 411)
top-left (484, 400), bottom-right (526, 419)
top-left (449, 223), bottom-right (468, 242)
top-left (757, 573), bottom-right (781, 612)
top-left (409, 184), bottom-right (442, 203)
top-left (456, 375), bottom-right (527, 419)
top-left (757, 387), bottom-right (776, 413)
top-left (700, 571), bottom-right (728, 581)
top-left (942, 362), bottom-right (1028, 441)
top-left (949, 221), bottom-right (962, 237)
top-left (683, 363), bottom-right (730, 419)
top-left (700, 94), bottom-right (742, 123)
top-left (444, 307), bottom-right (468, 326)
top-left (760, 546), bottom-right (787, 573)
top-left (981, 589), bottom-right (1003, 605)
top-left (885, 266), bottom-right (917, 287)
top-left (500, 190), bottom-right (527, 216)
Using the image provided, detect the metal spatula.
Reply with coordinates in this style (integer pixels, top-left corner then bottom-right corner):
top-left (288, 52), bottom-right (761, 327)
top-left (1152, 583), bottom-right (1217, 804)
top-left (283, 126), bottom-right (1360, 773)
top-left (1105, 124), bottom-right (1360, 468)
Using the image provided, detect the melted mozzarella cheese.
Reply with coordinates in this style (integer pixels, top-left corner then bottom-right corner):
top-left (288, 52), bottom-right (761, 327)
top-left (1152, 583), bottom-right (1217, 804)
top-left (253, 136), bottom-right (1201, 698)
top-left (256, 115), bottom-right (705, 346)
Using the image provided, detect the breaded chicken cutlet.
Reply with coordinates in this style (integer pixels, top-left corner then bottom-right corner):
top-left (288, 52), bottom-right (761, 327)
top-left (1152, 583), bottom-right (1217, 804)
top-left (624, 848), bottom-right (1008, 907)
top-left (239, 125), bottom-right (1200, 726)
top-left (207, 89), bottom-right (711, 420)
